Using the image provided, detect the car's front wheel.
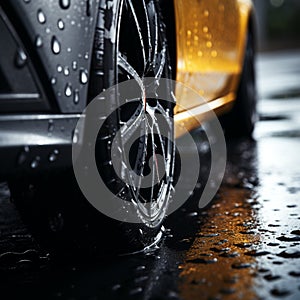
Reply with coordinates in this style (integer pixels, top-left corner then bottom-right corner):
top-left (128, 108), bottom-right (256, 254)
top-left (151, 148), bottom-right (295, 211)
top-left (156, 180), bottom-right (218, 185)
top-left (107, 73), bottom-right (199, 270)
top-left (10, 0), bottom-right (175, 257)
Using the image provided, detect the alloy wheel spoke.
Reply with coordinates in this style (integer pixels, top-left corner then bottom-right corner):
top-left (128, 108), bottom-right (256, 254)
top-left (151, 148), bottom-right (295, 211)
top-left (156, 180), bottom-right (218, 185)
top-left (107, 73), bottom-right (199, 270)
top-left (154, 45), bottom-right (166, 80)
top-left (142, 0), bottom-right (152, 63)
top-left (117, 53), bottom-right (144, 90)
top-left (145, 0), bottom-right (159, 70)
top-left (115, 0), bottom-right (173, 224)
top-left (120, 104), bottom-right (144, 145)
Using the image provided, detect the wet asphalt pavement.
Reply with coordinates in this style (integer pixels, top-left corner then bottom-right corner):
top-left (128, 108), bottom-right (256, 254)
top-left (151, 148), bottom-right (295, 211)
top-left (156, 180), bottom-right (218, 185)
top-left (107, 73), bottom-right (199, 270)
top-left (0, 50), bottom-right (300, 299)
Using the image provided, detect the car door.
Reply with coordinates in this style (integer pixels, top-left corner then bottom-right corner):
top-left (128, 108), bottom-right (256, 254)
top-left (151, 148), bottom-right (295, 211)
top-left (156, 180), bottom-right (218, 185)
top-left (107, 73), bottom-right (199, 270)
top-left (174, 0), bottom-right (245, 113)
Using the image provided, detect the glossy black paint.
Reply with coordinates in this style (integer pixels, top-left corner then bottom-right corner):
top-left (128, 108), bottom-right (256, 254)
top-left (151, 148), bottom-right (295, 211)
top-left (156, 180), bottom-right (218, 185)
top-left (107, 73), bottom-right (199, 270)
top-left (0, 0), bottom-right (99, 113)
top-left (0, 0), bottom-right (100, 178)
top-left (0, 114), bottom-right (80, 180)
top-left (0, 7), bottom-right (50, 112)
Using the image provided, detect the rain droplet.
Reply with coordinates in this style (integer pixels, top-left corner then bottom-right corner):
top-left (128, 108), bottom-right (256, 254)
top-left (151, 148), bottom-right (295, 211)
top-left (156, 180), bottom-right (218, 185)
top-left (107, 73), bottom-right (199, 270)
top-left (31, 156), bottom-right (40, 169)
top-left (291, 230), bottom-right (300, 235)
top-left (264, 274), bottom-right (281, 281)
top-left (59, 0), bottom-right (71, 10)
top-left (258, 268), bottom-right (270, 273)
top-left (206, 41), bottom-right (212, 48)
top-left (57, 65), bottom-right (63, 73)
top-left (51, 36), bottom-right (61, 54)
top-left (277, 250), bottom-right (300, 258)
top-left (198, 233), bottom-right (219, 238)
top-left (84, 52), bottom-right (89, 60)
top-left (35, 35), bottom-right (43, 48)
top-left (65, 83), bottom-right (72, 97)
top-left (23, 0), bottom-right (31, 3)
top-left (17, 146), bottom-right (30, 165)
top-left (67, 47), bottom-right (72, 53)
top-left (129, 287), bottom-right (143, 295)
top-left (245, 250), bottom-right (270, 257)
top-left (72, 61), bottom-right (77, 70)
top-left (134, 276), bottom-right (148, 283)
top-left (232, 262), bottom-right (252, 269)
top-left (111, 284), bottom-right (121, 291)
top-left (48, 120), bottom-right (54, 133)
top-left (57, 19), bottom-right (65, 30)
top-left (268, 242), bottom-right (280, 247)
top-left (187, 257), bottom-right (218, 264)
top-left (73, 89), bottom-right (79, 104)
top-left (64, 66), bottom-right (70, 76)
top-left (277, 235), bottom-right (300, 242)
top-left (210, 247), bottom-right (231, 253)
top-left (199, 141), bottom-right (210, 153)
top-left (270, 288), bottom-right (290, 297)
top-left (234, 242), bottom-right (252, 248)
top-left (211, 50), bottom-right (218, 57)
top-left (289, 271), bottom-right (300, 277)
top-left (15, 48), bottom-right (27, 68)
top-left (49, 149), bottom-right (59, 162)
top-left (72, 129), bottom-right (79, 144)
top-left (79, 69), bottom-right (88, 84)
top-left (51, 77), bottom-right (57, 85)
top-left (136, 265), bottom-right (146, 271)
top-left (37, 9), bottom-right (46, 24)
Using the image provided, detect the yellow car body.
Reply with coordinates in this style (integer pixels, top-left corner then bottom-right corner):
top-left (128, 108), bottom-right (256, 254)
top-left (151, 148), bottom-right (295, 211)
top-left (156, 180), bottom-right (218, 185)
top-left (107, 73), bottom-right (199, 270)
top-left (173, 0), bottom-right (255, 137)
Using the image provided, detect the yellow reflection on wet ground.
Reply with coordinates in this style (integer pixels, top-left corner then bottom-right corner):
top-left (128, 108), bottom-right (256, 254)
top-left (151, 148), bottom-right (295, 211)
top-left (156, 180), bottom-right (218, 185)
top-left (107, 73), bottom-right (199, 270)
top-left (178, 185), bottom-right (260, 299)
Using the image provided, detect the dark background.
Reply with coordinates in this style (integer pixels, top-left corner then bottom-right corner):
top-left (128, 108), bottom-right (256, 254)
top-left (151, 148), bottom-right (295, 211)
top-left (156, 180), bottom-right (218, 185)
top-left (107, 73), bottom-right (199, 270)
top-left (254, 0), bottom-right (300, 51)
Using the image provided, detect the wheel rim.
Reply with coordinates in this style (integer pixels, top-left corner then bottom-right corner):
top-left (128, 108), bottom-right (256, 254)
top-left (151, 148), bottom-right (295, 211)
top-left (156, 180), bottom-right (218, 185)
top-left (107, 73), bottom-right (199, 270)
top-left (114, 0), bottom-right (174, 226)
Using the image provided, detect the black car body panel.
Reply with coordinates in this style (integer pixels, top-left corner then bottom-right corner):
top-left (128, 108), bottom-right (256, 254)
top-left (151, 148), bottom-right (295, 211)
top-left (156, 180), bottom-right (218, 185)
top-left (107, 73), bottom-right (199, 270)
top-left (0, 0), bottom-right (100, 179)
top-left (1, 0), bottom-right (99, 113)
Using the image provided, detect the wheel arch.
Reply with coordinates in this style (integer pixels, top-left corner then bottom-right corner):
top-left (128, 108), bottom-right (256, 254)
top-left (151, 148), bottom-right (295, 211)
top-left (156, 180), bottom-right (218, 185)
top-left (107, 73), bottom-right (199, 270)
top-left (238, 1), bottom-right (257, 69)
top-left (160, 0), bottom-right (177, 80)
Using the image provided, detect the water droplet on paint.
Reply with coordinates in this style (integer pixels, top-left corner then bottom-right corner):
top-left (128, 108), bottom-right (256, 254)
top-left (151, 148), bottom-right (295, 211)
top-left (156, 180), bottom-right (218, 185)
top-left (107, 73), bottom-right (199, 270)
top-left (65, 83), bottom-right (72, 97)
top-left (73, 89), bottom-right (80, 104)
top-left (64, 66), bottom-right (70, 76)
top-left (51, 36), bottom-right (61, 54)
top-left (57, 19), bottom-right (65, 30)
top-left (57, 65), bottom-right (63, 73)
top-left (72, 61), bottom-right (77, 70)
top-left (72, 129), bottom-right (79, 144)
top-left (15, 48), bottom-right (27, 68)
top-left (48, 120), bottom-right (54, 133)
top-left (49, 149), bottom-right (59, 162)
top-left (59, 0), bottom-right (71, 10)
top-left (35, 35), bottom-right (43, 48)
top-left (31, 156), bottom-right (40, 169)
top-left (51, 77), bottom-right (57, 85)
top-left (79, 69), bottom-right (88, 84)
top-left (17, 146), bottom-right (30, 165)
top-left (37, 9), bottom-right (46, 24)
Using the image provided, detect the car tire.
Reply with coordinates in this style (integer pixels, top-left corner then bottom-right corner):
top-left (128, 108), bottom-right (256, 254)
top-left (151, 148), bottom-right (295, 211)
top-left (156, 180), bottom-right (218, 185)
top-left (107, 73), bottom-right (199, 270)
top-left (10, 0), bottom-right (175, 257)
top-left (219, 32), bottom-right (257, 138)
